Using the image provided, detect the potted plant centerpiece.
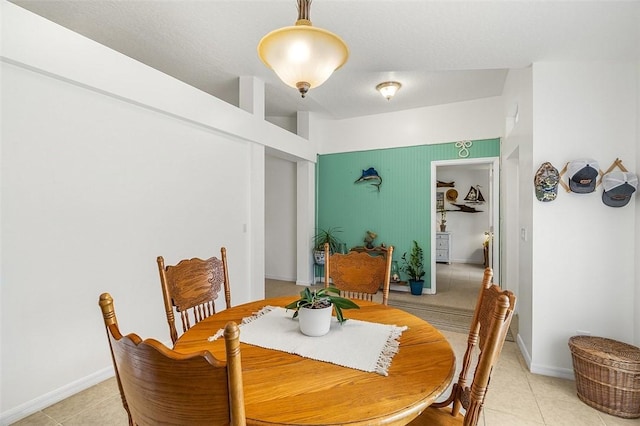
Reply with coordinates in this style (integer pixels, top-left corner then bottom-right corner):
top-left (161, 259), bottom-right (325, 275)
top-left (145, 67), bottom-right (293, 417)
top-left (312, 227), bottom-right (344, 265)
top-left (284, 287), bottom-right (359, 336)
top-left (401, 240), bottom-right (425, 295)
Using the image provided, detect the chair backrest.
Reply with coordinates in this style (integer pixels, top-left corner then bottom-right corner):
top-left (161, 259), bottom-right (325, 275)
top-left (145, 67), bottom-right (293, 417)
top-left (99, 293), bottom-right (246, 426)
top-left (324, 242), bottom-right (394, 305)
top-left (438, 267), bottom-right (516, 425)
top-left (157, 248), bottom-right (231, 344)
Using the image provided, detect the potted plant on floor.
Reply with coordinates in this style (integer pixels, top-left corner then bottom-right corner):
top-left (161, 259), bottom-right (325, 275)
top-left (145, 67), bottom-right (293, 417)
top-left (401, 240), bottom-right (425, 295)
top-left (312, 227), bottom-right (344, 265)
top-left (284, 287), bottom-right (359, 336)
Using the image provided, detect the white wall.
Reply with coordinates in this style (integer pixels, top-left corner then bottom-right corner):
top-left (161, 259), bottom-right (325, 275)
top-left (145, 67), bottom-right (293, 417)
top-left (317, 97), bottom-right (504, 153)
top-left (2, 59), bottom-right (252, 408)
top-left (0, 3), bottom-right (313, 422)
top-left (265, 155), bottom-right (297, 281)
top-left (530, 62), bottom-right (638, 378)
top-left (501, 67), bottom-right (534, 364)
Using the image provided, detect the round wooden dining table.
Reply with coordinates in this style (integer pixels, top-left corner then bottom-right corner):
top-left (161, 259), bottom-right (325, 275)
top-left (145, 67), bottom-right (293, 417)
top-left (174, 296), bottom-right (456, 426)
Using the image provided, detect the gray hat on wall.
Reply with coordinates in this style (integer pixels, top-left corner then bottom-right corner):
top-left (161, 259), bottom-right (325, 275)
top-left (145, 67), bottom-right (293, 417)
top-left (567, 159), bottom-right (599, 193)
top-left (601, 171), bottom-right (638, 207)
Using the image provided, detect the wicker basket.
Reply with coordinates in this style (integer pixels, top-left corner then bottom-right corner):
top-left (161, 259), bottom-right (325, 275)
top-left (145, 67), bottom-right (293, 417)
top-left (568, 336), bottom-right (640, 419)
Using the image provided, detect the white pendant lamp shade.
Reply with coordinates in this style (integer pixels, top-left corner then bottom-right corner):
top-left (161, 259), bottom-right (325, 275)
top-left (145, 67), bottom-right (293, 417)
top-left (257, 1), bottom-right (349, 98)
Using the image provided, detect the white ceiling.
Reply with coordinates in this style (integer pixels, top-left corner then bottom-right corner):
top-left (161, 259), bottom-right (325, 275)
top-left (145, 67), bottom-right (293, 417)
top-left (10, 0), bottom-right (640, 120)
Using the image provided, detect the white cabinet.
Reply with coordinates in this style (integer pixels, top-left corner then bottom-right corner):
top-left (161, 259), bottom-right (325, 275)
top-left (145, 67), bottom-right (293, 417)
top-left (436, 232), bottom-right (451, 264)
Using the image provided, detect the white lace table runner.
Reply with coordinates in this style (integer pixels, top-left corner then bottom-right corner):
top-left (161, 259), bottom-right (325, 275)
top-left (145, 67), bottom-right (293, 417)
top-left (209, 306), bottom-right (407, 376)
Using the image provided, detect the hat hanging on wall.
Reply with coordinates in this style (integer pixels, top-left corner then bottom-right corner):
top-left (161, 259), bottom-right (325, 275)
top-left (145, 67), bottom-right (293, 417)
top-left (567, 159), bottom-right (599, 193)
top-left (601, 171), bottom-right (638, 207)
top-left (534, 162), bottom-right (560, 202)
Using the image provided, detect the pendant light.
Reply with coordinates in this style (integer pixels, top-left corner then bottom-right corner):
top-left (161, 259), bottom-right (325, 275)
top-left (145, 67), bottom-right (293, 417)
top-left (257, 0), bottom-right (349, 98)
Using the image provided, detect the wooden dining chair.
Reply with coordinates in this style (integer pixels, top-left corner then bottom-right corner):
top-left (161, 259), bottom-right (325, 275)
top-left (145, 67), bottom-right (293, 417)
top-left (324, 242), bottom-right (394, 305)
top-left (157, 247), bottom-right (231, 344)
top-left (98, 293), bottom-right (246, 426)
top-left (408, 268), bottom-right (516, 426)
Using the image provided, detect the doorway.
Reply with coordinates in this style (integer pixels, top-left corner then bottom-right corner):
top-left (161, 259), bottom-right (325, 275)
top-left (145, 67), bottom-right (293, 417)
top-left (430, 157), bottom-right (500, 295)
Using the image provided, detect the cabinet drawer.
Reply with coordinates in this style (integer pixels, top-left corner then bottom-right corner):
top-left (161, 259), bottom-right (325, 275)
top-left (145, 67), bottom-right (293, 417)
top-left (436, 250), bottom-right (448, 261)
top-left (436, 239), bottom-right (449, 249)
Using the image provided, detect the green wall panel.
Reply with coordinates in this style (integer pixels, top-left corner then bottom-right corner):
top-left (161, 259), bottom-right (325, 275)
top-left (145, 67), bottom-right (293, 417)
top-left (316, 138), bottom-right (499, 285)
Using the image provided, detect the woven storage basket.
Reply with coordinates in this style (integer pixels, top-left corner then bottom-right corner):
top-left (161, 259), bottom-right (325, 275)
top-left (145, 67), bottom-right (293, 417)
top-left (568, 336), bottom-right (640, 419)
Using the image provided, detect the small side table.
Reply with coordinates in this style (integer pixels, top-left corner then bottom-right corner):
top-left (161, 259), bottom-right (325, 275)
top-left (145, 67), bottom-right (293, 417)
top-left (435, 232), bottom-right (451, 264)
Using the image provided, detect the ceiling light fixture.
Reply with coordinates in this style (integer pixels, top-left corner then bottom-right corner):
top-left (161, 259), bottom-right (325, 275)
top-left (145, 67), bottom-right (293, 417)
top-left (257, 0), bottom-right (349, 98)
top-left (376, 81), bottom-right (402, 101)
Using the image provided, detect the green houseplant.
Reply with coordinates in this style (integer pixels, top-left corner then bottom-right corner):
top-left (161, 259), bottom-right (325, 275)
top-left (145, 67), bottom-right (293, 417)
top-left (401, 240), bottom-right (425, 295)
top-left (312, 227), bottom-right (344, 265)
top-left (285, 287), bottom-right (359, 336)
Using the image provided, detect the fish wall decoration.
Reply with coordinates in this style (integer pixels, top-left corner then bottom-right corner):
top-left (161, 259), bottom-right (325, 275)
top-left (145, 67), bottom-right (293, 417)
top-left (355, 167), bottom-right (382, 191)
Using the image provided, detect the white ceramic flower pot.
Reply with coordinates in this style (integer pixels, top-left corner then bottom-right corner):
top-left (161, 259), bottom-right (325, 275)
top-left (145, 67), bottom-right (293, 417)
top-left (298, 305), bottom-right (332, 337)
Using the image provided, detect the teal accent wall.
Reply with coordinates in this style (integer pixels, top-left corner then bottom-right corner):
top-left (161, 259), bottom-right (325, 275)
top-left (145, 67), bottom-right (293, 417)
top-left (316, 138), bottom-right (500, 287)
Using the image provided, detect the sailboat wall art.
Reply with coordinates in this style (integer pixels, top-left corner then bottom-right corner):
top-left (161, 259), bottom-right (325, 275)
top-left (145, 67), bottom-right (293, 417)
top-left (449, 185), bottom-right (485, 213)
top-left (463, 185), bottom-right (485, 204)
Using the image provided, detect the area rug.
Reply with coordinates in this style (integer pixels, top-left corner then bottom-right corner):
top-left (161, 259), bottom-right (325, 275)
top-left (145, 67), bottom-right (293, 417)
top-left (388, 295), bottom-right (515, 342)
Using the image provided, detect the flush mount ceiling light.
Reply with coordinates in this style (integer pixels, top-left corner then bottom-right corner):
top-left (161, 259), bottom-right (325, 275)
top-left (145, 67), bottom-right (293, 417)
top-left (257, 0), bottom-right (349, 98)
top-left (376, 81), bottom-right (402, 101)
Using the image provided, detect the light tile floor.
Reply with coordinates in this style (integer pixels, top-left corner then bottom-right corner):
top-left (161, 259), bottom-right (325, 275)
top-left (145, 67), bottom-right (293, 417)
top-left (13, 264), bottom-right (639, 425)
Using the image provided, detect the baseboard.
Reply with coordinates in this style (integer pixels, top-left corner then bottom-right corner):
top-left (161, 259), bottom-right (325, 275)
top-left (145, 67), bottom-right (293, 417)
top-left (517, 333), bottom-right (532, 369)
top-left (516, 334), bottom-right (575, 381)
top-left (265, 274), bottom-right (296, 282)
top-left (530, 363), bottom-right (575, 381)
top-left (389, 283), bottom-right (433, 295)
top-left (0, 367), bottom-right (114, 426)
top-left (449, 260), bottom-right (485, 265)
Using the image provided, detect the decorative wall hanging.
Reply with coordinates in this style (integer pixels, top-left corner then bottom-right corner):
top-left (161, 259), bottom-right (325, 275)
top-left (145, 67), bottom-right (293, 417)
top-left (534, 162), bottom-right (560, 202)
top-left (354, 167), bottom-right (382, 192)
top-left (454, 140), bottom-right (472, 158)
top-left (445, 189), bottom-right (458, 202)
top-left (436, 192), bottom-right (445, 211)
top-left (450, 203), bottom-right (482, 213)
top-left (463, 185), bottom-right (485, 204)
top-left (436, 180), bottom-right (455, 188)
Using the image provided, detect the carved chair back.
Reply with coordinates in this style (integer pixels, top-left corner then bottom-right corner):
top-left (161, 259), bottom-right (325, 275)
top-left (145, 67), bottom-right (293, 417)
top-left (157, 248), bottom-right (231, 344)
top-left (324, 243), bottom-right (394, 305)
top-left (99, 293), bottom-right (246, 426)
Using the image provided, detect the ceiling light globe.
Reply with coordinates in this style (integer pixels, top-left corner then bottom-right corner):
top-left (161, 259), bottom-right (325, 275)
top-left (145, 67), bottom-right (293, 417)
top-left (376, 81), bottom-right (402, 100)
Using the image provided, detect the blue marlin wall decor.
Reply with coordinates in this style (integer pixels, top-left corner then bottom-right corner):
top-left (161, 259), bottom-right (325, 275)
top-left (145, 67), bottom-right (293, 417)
top-left (354, 167), bottom-right (382, 192)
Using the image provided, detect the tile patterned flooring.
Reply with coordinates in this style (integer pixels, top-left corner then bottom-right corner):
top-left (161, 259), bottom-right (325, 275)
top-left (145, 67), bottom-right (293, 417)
top-left (13, 264), bottom-right (639, 425)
